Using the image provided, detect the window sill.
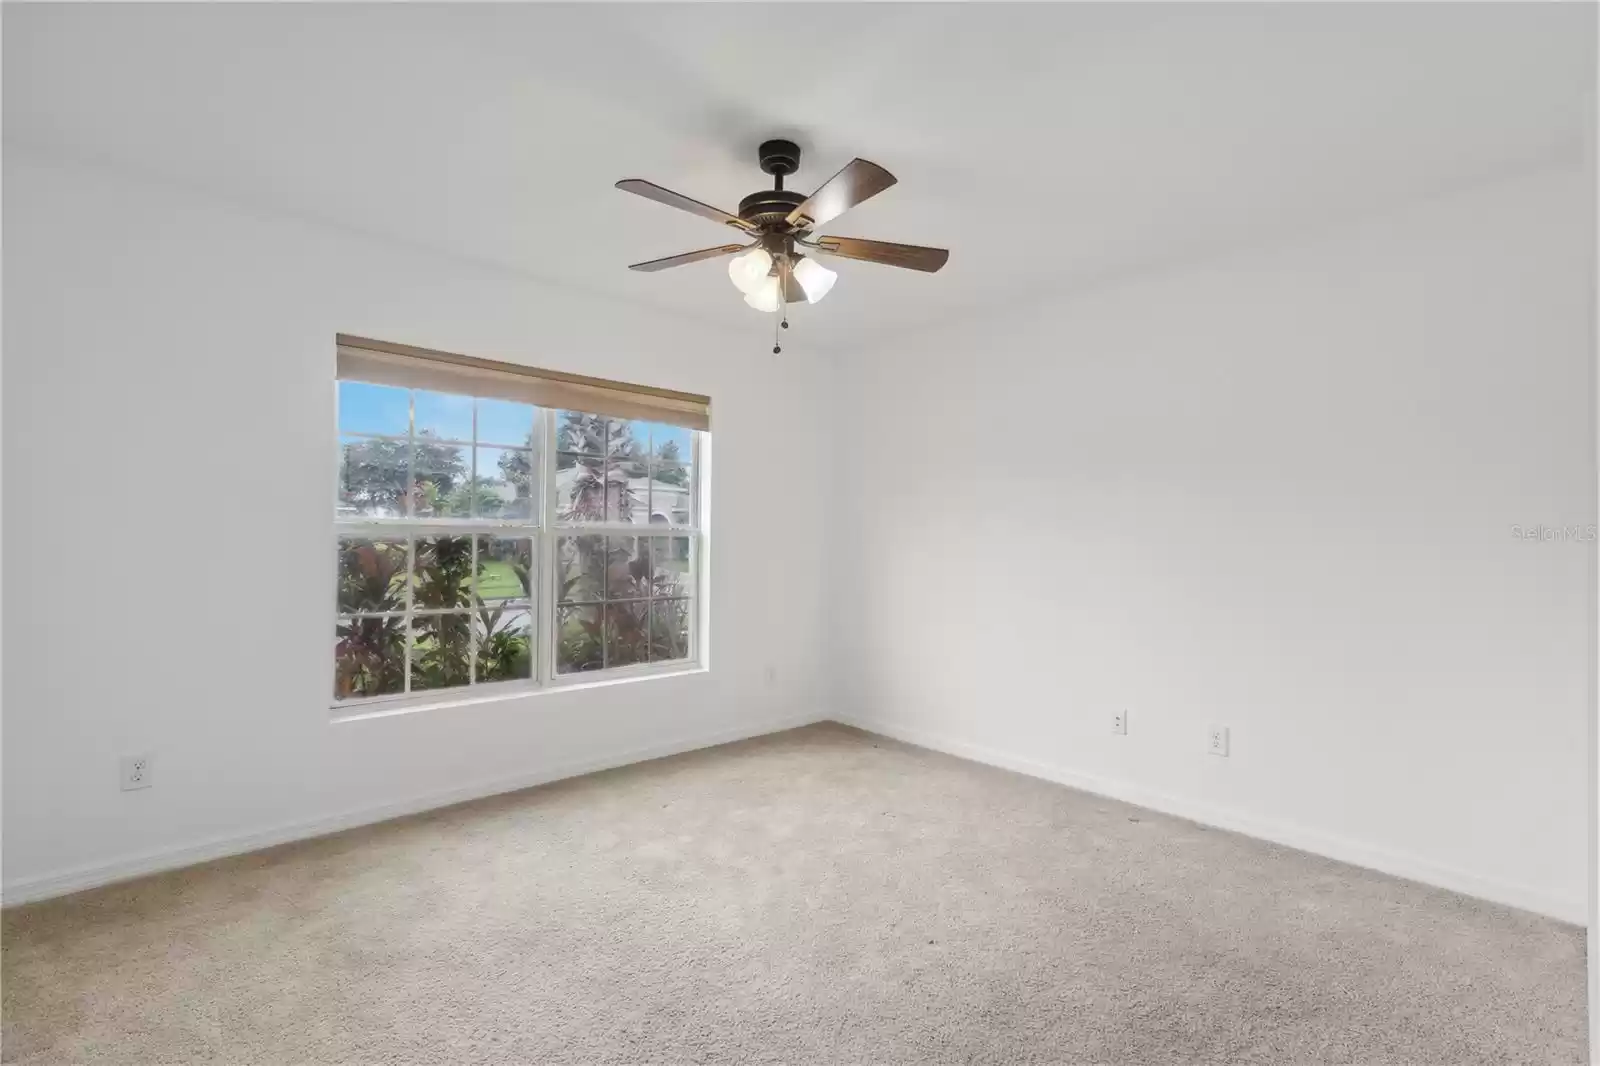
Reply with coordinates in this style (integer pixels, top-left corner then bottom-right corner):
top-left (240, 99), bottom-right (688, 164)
top-left (330, 662), bottom-right (707, 723)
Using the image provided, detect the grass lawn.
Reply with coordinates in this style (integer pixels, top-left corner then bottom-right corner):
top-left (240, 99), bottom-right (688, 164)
top-left (478, 560), bottom-right (526, 600)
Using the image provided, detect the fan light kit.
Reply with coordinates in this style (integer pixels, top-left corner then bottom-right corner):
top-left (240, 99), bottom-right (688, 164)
top-left (618, 139), bottom-right (949, 353)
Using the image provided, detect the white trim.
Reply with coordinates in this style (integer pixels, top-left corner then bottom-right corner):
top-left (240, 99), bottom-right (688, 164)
top-left (2, 709), bottom-right (822, 908)
top-left (468, 530), bottom-right (480, 682)
top-left (1586, 74), bottom-right (1599, 1063)
top-left (333, 429), bottom-right (535, 450)
top-left (333, 675), bottom-right (538, 717)
top-left (337, 518), bottom-right (545, 534)
top-left (833, 713), bottom-right (1588, 926)
top-left (546, 654), bottom-right (696, 689)
top-left (330, 662), bottom-right (703, 718)
top-left (697, 434), bottom-right (712, 670)
top-left (338, 604), bottom-right (529, 621)
top-left (542, 407), bottom-right (560, 679)
top-left (547, 520), bottom-right (700, 535)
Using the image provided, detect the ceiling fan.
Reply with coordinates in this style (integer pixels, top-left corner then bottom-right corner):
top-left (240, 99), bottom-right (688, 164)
top-left (617, 139), bottom-right (948, 351)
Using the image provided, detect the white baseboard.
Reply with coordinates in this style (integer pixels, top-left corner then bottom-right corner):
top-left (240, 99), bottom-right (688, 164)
top-left (3, 710), bottom-right (823, 907)
top-left (832, 713), bottom-right (1586, 926)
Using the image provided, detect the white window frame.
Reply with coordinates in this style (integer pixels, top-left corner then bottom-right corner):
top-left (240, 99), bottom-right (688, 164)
top-left (333, 388), bottom-right (706, 714)
top-left (543, 419), bottom-right (703, 688)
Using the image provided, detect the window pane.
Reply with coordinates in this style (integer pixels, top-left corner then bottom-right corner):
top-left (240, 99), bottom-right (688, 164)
top-left (410, 612), bottom-right (472, 692)
top-left (338, 538), bottom-right (408, 614)
top-left (336, 386), bottom-right (699, 686)
top-left (475, 536), bottom-right (532, 604)
top-left (334, 616), bottom-right (407, 699)
top-left (338, 381), bottom-right (409, 437)
top-left (414, 390), bottom-right (473, 442)
top-left (608, 418), bottom-right (649, 465)
top-left (412, 441), bottom-right (470, 517)
top-left (475, 447), bottom-right (532, 520)
top-left (555, 454), bottom-right (605, 522)
top-left (648, 535), bottom-right (694, 598)
top-left (413, 536), bottom-right (473, 610)
top-left (650, 599), bottom-right (691, 663)
top-left (605, 459), bottom-right (648, 524)
top-left (647, 464), bottom-right (692, 526)
top-left (557, 604), bottom-right (603, 673)
top-left (556, 410), bottom-right (605, 454)
top-left (643, 422), bottom-right (693, 464)
top-left (339, 436), bottom-right (409, 518)
top-left (476, 607), bottom-right (533, 682)
top-left (557, 535), bottom-right (605, 602)
top-left (476, 398), bottom-right (535, 448)
top-left (606, 601), bottom-right (649, 668)
top-left (606, 536), bottom-right (650, 600)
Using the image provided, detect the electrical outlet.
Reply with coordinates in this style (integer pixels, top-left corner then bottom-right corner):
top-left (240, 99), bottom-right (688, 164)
top-left (1112, 711), bottom-right (1127, 735)
top-left (120, 754), bottom-right (153, 791)
top-left (1207, 726), bottom-right (1229, 758)
top-left (763, 665), bottom-right (778, 688)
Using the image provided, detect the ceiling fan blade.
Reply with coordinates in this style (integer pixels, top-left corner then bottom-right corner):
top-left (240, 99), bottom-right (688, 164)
top-left (809, 236), bottom-right (949, 273)
top-left (628, 243), bottom-right (750, 272)
top-left (616, 179), bottom-right (755, 233)
top-left (784, 159), bottom-right (897, 230)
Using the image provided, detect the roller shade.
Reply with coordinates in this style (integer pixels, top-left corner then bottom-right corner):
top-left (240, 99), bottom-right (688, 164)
top-left (336, 334), bottom-right (711, 432)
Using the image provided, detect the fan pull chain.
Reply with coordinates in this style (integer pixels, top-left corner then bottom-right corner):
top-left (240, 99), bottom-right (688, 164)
top-left (772, 257), bottom-right (790, 355)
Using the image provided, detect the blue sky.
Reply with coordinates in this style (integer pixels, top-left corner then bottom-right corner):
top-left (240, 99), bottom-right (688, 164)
top-left (338, 381), bottom-right (693, 460)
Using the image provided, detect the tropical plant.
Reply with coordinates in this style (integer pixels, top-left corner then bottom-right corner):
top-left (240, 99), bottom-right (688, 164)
top-left (473, 535), bottom-right (534, 680)
top-left (334, 540), bottom-right (408, 697)
top-left (559, 607), bottom-right (603, 672)
top-left (649, 597), bottom-right (690, 661)
top-left (554, 412), bottom-right (645, 522)
top-left (475, 605), bottom-right (532, 681)
top-left (606, 601), bottom-right (650, 668)
top-left (409, 536), bottom-right (473, 690)
top-left (335, 615), bottom-right (407, 697)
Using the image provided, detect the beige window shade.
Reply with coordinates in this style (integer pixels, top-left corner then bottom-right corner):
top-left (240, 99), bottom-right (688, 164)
top-left (336, 335), bottom-right (711, 432)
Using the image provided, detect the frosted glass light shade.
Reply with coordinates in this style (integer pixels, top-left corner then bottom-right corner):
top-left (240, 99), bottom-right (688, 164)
top-left (743, 275), bottom-right (782, 312)
top-left (727, 247), bottom-right (774, 295)
top-left (792, 257), bottom-right (838, 304)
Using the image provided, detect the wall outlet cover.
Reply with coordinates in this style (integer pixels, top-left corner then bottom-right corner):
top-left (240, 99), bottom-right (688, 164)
top-left (1207, 727), bottom-right (1229, 757)
top-left (1112, 711), bottom-right (1127, 735)
top-left (120, 754), bottom-right (153, 791)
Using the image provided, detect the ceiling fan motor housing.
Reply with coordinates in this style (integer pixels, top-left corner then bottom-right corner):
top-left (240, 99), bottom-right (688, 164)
top-left (758, 139), bottom-right (801, 177)
top-left (740, 139), bottom-right (810, 230)
top-left (738, 189), bottom-right (807, 229)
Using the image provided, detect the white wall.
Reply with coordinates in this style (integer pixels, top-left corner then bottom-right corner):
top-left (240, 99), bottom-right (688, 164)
top-left (831, 165), bottom-right (1595, 924)
top-left (1, 150), bottom-right (830, 899)
top-left (3, 147), bottom-right (1592, 932)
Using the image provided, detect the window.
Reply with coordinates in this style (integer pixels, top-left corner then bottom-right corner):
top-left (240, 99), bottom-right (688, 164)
top-left (333, 337), bottom-right (707, 707)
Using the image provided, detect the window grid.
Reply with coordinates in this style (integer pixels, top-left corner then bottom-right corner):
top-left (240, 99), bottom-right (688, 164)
top-left (546, 413), bottom-right (699, 678)
top-left (336, 388), bottom-right (699, 708)
top-left (552, 539), bottom-right (695, 674)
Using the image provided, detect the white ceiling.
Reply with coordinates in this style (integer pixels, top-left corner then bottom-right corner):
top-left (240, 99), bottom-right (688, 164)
top-left (4, 3), bottom-right (1592, 349)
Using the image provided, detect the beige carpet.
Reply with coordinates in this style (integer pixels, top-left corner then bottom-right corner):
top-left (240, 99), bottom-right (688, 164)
top-left (2, 723), bottom-right (1587, 1065)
